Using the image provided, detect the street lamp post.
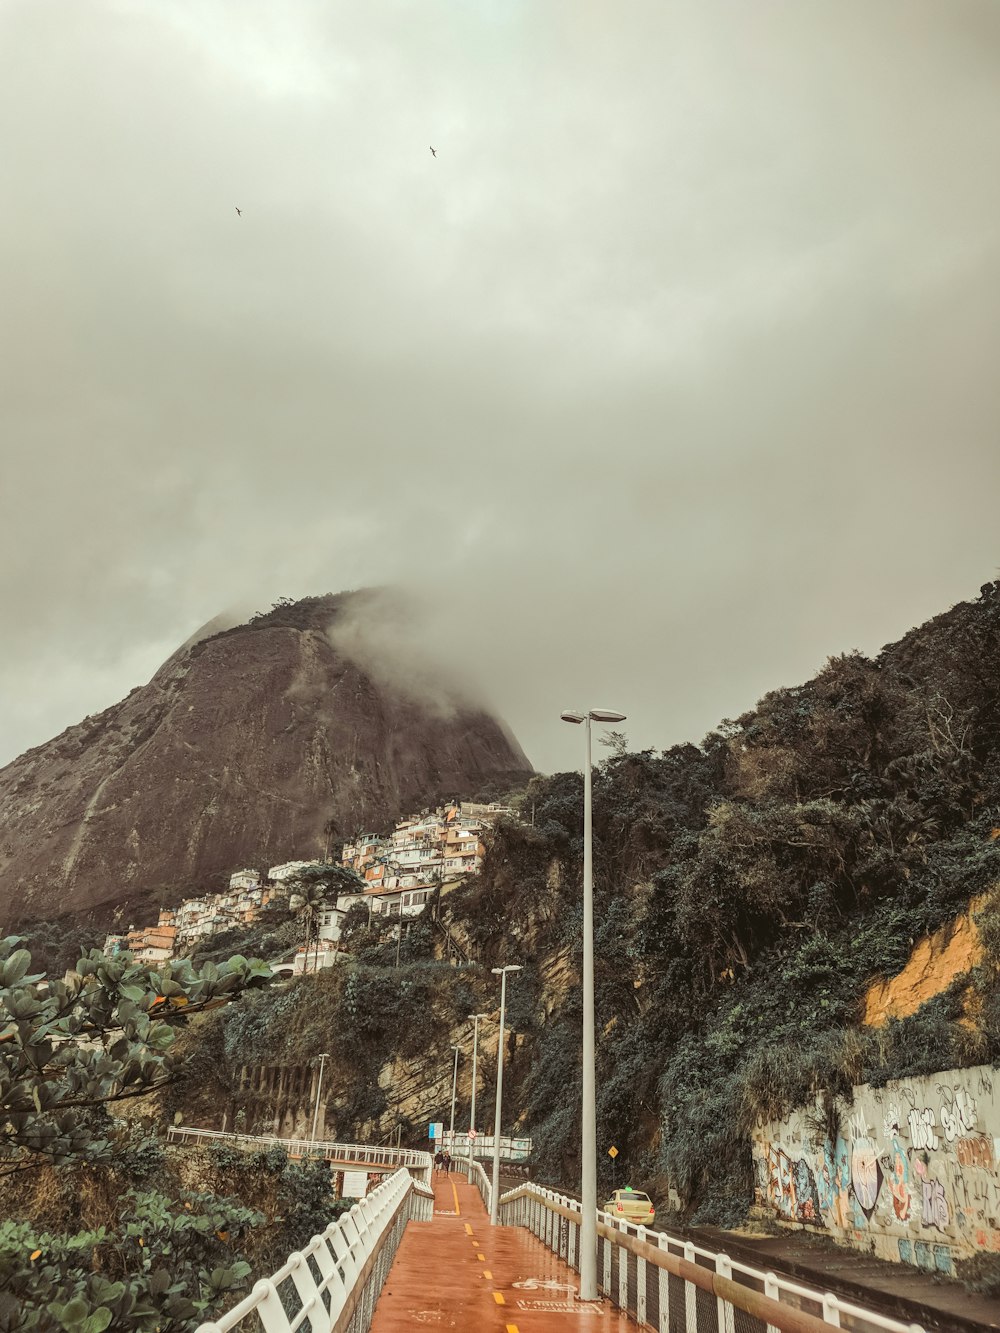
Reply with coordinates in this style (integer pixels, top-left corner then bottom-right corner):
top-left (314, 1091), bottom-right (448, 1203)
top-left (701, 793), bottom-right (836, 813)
top-left (467, 1011), bottom-right (488, 1180)
top-left (489, 965), bottom-right (522, 1225)
top-left (449, 1044), bottom-right (461, 1153)
top-left (309, 1052), bottom-right (331, 1150)
top-left (560, 707), bottom-right (626, 1302)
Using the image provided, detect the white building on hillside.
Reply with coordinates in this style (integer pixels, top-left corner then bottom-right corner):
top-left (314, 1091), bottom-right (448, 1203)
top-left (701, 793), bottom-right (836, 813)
top-left (268, 860), bottom-right (316, 883)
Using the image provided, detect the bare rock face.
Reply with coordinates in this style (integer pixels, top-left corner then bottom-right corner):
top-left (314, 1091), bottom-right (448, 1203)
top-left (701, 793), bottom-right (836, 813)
top-left (0, 592), bottom-right (532, 927)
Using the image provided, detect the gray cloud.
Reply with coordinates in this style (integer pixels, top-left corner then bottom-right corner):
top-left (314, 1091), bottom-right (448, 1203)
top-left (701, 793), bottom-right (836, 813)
top-left (2, 0), bottom-right (999, 774)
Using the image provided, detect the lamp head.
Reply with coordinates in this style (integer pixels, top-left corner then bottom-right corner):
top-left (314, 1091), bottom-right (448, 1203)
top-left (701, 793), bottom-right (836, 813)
top-left (560, 710), bottom-right (585, 724)
top-left (589, 709), bottom-right (627, 722)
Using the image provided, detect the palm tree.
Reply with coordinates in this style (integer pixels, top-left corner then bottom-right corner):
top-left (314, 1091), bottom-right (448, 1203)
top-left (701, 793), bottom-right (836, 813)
top-left (287, 863), bottom-right (366, 973)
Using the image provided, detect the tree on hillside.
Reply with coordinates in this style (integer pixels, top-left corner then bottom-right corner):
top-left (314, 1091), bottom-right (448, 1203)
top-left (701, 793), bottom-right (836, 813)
top-left (286, 864), bottom-right (366, 973)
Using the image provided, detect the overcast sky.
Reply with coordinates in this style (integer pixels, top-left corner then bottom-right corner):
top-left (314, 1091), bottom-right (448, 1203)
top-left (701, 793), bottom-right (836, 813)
top-left (2, 1), bottom-right (999, 775)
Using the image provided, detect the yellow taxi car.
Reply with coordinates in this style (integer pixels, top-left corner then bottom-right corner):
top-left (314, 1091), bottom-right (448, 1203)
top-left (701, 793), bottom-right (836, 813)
top-left (603, 1187), bottom-right (655, 1225)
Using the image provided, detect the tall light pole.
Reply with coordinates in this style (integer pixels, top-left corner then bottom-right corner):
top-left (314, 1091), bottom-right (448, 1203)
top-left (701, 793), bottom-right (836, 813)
top-left (310, 1052), bottom-right (331, 1149)
top-left (560, 707), bottom-right (627, 1302)
top-left (449, 1043), bottom-right (461, 1150)
top-left (466, 1007), bottom-right (490, 1178)
top-left (489, 964), bottom-right (522, 1225)
top-left (467, 1011), bottom-right (488, 1180)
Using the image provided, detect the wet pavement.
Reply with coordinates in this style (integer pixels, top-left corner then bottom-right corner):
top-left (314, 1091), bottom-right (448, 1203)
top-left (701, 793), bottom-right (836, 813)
top-left (370, 1169), bottom-right (635, 1332)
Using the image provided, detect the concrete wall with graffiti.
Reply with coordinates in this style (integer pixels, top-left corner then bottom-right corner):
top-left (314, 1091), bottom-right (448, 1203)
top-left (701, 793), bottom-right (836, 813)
top-left (752, 1063), bottom-right (1000, 1275)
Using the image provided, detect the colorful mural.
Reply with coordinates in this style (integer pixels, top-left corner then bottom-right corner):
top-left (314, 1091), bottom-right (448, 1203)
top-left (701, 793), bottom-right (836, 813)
top-left (752, 1064), bottom-right (1000, 1273)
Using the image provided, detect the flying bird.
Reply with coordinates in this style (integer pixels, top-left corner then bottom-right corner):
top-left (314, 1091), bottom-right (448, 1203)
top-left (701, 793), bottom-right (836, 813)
top-left (235, 206), bottom-right (241, 216)
top-left (429, 146), bottom-right (436, 157)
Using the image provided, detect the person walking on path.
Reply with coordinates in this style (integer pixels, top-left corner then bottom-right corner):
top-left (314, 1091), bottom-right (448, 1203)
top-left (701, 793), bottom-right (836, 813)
top-left (443, 1150), bottom-right (452, 1173)
top-left (434, 1149), bottom-right (444, 1174)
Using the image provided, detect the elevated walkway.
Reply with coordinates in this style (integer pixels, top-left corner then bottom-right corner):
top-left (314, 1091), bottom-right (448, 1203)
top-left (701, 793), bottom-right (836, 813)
top-left (370, 1170), bottom-right (635, 1332)
top-left (168, 1125), bottom-right (432, 1181)
top-left (193, 1151), bottom-right (941, 1333)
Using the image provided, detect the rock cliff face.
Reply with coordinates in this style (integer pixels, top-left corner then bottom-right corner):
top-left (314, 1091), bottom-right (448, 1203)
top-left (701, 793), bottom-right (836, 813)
top-left (0, 593), bottom-right (532, 927)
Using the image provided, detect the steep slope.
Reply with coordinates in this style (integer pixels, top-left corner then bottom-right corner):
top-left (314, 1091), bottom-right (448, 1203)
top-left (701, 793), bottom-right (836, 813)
top-left (0, 592), bottom-right (531, 926)
top-left (167, 580), bottom-right (1000, 1230)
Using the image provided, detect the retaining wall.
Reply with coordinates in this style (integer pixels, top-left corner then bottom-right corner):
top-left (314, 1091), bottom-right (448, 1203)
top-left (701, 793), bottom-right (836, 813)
top-left (752, 1062), bottom-right (1000, 1275)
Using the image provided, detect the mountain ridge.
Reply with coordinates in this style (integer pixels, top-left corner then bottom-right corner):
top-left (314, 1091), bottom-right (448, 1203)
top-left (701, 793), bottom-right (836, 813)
top-left (0, 591), bottom-right (532, 928)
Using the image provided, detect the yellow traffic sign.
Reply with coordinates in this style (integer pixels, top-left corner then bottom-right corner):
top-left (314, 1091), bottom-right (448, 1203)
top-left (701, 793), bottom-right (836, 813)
top-left (608, 1146), bottom-right (618, 1159)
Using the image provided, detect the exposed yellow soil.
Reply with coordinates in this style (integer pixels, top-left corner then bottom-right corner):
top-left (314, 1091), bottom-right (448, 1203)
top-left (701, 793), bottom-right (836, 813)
top-left (863, 895), bottom-right (989, 1027)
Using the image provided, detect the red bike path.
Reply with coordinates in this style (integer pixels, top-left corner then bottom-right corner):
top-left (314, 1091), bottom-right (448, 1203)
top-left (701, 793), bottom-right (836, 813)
top-left (369, 1170), bottom-right (635, 1332)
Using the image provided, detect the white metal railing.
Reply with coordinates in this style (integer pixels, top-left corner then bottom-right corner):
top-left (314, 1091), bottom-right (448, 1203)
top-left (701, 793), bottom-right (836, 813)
top-left (498, 1183), bottom-right (926, 1333)
top-left (436, 1130), bottom-right (532, 1161)
top-left (196, 1167), bottom-right (433, 1333)
top-left (468, 1158), bottom-right (492, 1216)
top-left (168, 1126), bottom-right (433, 1181)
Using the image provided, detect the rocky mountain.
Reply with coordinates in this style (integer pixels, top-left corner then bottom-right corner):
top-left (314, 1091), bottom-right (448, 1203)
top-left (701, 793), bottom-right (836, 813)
top-left (0, 592), bottom-right (532, 927)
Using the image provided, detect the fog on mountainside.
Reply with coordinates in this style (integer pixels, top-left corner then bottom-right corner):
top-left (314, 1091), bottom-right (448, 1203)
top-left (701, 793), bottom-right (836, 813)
top-left (0, 592), bottom-right (531, 928)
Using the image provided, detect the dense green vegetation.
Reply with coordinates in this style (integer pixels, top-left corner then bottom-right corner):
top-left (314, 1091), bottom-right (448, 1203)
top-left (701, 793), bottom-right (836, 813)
top-left (0, 937), bottom-right (298, 1330)
top-left (177, 581), bottom-right (1000, 1225)
top-left (201, 950), bottom-right (489, 1140)
top-left (187, 906), bottom-right (301, 970)
top-left (441, 580), bottom-right (1000, 1219)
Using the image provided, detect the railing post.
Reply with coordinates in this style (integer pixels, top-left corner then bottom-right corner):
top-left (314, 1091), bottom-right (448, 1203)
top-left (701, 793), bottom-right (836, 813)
top-left (636, 1226), bottom-right (647, 1326)
top-left (328, 1220), bottom-right (361, 1288)
top-left (822, 1292), bottom-right (842, 1326)
top-left (658, 1233), bottom-right (670, 1333)
top-left (764, 1271), bottom-right (780, 1333)
top-left (603, 1224), bottom-right (612, 1295)
top-left (311, 1232), bottom-right (348, 1323)
top-left (715, 1252), bottom-right (735, 1333)
top-left (618, 1222), bottom-right (629, 1311)
top-left (683, 1241), bottom-right (697, 1333)
top-left (250, 1278), bottom-right (292, 1333)
top-left (287, 1250), bottom-right (322, 1331)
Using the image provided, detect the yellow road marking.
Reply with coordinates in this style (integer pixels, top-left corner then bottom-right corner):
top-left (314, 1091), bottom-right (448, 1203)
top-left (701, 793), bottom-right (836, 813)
top-left (483, 1270), bottom-right (493, 1280)
top-left (506, 1326), bottom-right (520, 1333)
top-left (464, 1223), bottom-right (473, 1235)
top-left (476, 1252), bottom-right (486, 1261)
top-left (451, 1180), bottom-right (461, 1215)
top-left (493, 1291), bottom-right (505, 1305)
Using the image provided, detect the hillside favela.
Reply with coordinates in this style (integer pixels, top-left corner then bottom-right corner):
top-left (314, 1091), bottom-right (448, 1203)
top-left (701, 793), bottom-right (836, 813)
top-left (3, 4), bottom-right (1000, 1333)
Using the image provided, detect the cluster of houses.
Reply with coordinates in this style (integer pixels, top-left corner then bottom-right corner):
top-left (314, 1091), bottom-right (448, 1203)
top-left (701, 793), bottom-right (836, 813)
top-left (103, 800), bottom-right (512, 975)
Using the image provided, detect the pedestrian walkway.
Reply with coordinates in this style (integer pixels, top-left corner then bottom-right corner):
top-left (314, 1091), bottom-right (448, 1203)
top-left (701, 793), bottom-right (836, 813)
top-left (370, 1169), bottom-right (636, 1332)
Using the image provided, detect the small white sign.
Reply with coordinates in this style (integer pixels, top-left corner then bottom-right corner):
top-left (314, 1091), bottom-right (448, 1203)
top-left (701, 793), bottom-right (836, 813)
top-left (341, 1170), bottom-right (368, 1198)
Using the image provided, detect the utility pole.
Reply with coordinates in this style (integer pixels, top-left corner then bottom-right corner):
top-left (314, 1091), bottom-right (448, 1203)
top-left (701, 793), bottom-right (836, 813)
top-left (310, 1053), bottom-right (331, 1149)
top-left (490, 965), bottom-right (521, 1225)
top-left (467, 1011), bottom-right (488, 1180)
top-left (560, 707), bottom-right (626, 1302)
top-left (449, 1044), bottom-right (460, 1153)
